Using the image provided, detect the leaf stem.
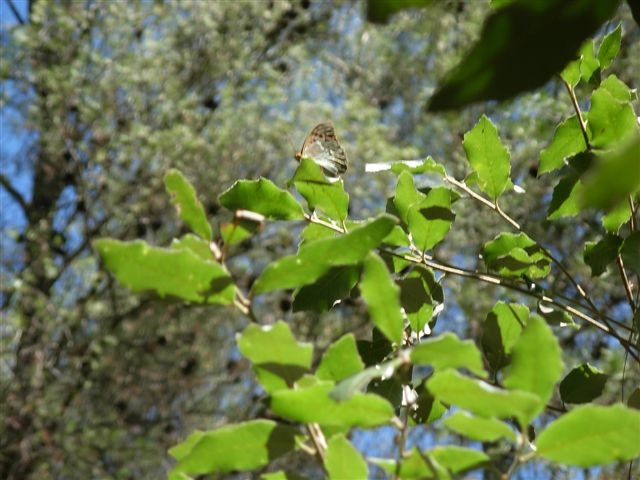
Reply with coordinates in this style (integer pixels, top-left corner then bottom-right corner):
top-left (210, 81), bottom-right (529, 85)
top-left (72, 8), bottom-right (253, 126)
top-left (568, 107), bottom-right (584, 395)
top-left (562, 79), bottom-right (591, 151)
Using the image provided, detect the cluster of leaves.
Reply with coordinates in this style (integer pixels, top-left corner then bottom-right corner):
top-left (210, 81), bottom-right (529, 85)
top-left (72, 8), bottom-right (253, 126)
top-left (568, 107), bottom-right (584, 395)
top-left (95, 37), bottom-right (640, 475)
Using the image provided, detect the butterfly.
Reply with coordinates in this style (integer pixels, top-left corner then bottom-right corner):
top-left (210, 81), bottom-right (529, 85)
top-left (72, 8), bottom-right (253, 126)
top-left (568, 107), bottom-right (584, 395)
top-left (295, 122), bottom-right (348, 178)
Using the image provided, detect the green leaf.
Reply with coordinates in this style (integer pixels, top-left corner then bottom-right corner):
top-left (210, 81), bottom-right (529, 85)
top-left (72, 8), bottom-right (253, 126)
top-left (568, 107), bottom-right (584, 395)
top-left (325, 435), bottom-right (368, 480)
top-left (293, 266), bottom-right (359, 313)
top-left (441, 411), bottom-right (516, 442)
top-left (559, 363), bottom-right (608, 404)
top-left (463, 115), bottom-right (511, 200)
top-left (482, 233), bottom-right (550, 278)
top-left (587, 83), bottom-right (638, 150)
top-left (560, 58), bottom-right (581, 87)
top-left (220, 218), bottom-right (261, 246)
top-left (171, 234), bottom-right (212, 260)
top-left (298, 214), bottom-right (397, 266)
top-left (292, 158), bottom-right (349, 222)
top-left (329, 356), bottom-right (405, 402)
top-left (583, 234), bottom-right (622, 276)
top-left (547, 169), bottom-right (583, 219)
top-left (411, 332), bottom-right (486, 378)
top-left (411, 384), bottom-right (448, 424)
top-left (389, 156), bottom-right (447, 177)
top-left (237, 321), bottom-right (313, 393)
top-left (581, 132), bottom-right (640, 209)
top-left (602, 199), bottom-right (633, 232)
top-left (394, 173), bottom-right (456, 250)
top-left (428, 1), bottom-right (620, 110)
top-left (398, 266), bottom-right (441, 334)
top-left (428, 370), bottom-right (540, 427)
top-left (360, 252), bottom-right (404, 344)
top-left (165, 169), bottom-right (213, 240)
top-left (168, 420), bottom-right (298, 476)
top-left (94, 239), bottom-right (235, 305)
top-left (536, 404), bottom-right (640, 466)
top-left (410, 187), bottom-right (456, 250)
top-left (373, 448), bottom-right (451, 479)
top-left (599, 74), bottom-right (634, 102)
top-left (597, 25), bottom-right (621, 70)
top-left (503, 316), bottom-right (563, 421)
top-left (252, 215), bottom-right (397, 294)
top-left (481, 302), bottom-right (529, 372)
top-left (218, 178), bottom-right (305, 220)
top-left (394, 170), bottom-right (425, 220)
top-left (621, 231), bottom-right (640, 275)
top-left (270, 380), bottom-right (394, 427)
top-left (366, 0), bottom-right (434, 24)
top-left (539, 116), bottom-right (585, 175)
top-left (578, 39), bottom-right (600, 85)
top-left (316, 334), bottom-right (365, 382)
top-left (429, 445), bottom-right (490, 474)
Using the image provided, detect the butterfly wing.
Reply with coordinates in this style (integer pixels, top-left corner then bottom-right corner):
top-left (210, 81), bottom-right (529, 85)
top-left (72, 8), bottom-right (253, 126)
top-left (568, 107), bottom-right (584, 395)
top-left (296, 123), bottom-right (348, 177)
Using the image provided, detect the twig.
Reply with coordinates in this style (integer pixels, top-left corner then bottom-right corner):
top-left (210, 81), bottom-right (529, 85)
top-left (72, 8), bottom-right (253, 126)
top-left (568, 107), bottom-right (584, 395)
top-left (562, 79), bottom-right (591, 151)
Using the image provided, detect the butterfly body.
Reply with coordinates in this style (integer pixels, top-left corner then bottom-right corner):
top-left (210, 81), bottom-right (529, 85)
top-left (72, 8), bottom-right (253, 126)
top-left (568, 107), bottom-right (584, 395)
top-left (295, 122), bottom-right (348, 178)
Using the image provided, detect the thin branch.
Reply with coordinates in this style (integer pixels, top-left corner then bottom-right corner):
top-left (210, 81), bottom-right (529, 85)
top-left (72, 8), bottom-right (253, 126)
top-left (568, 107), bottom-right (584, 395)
top-left (563, 79), bottom-right (591, 151)
top-left (6, 0), bottom-right (26, 24)
top-left (379, 248), bottom-right (639, 362)
top-left (0, 173), bottom-right (29, 214)
top-left (392, 404), bottom-right (410, 480)
top-left (616, 255), bottom-right (635, 313)
top-left (305, 422), bottom-right (327, 467)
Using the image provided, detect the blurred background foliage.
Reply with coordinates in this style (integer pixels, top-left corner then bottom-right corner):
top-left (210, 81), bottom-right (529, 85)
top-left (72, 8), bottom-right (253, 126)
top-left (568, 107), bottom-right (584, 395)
top-left (0, 1), bottom-right (638, 478)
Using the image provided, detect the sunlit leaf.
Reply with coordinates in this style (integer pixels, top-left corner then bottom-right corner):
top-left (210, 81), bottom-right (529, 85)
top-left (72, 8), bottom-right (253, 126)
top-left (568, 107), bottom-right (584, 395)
top-left (168, 420), bottom-right (298, 476)
top-left (360, 252), bottom-right (404, 344)
top-left (581, 132), bottom-right (640, 209)
top-left (292, 158), bottom-right (349, 222)
top-left (428, 369), bottom-right (540, 427)
top-left (587, 83), bottom-right (638, 151)
top-left (316, 334), bottom-right (365, 382)
top-left (219, 178), bottom-right (305, 220)
top-left (94, 239), bottom-right (235, 304)
top-left (503, 316), bottom-right (563, 422)
top-left (252, 215), bottom-right (397, 294)
top-left (325, 434), bottom-right (368, 480)
top-left (441, 411), bottom-right (516, 442)
top-left (463, 115), bottom-right (511, 199)
top-left (237, 321), bottom-right (312, 393)
top-left (411, 332), bottom-right (486, 378)
top-left (597, 25), bottom-right (621, 70)
top-left (539, 116), bottom-right (585, 175)
top-left (536, 404), bottom-right (640, 466)
top-left (165, 169), bottom-right (213, 240)
top-left (270, 381), bottom-right (394, 427)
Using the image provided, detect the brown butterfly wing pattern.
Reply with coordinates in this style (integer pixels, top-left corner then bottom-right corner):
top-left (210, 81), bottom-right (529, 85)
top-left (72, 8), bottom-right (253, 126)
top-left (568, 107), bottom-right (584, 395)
top-left (295, 122), bottom-right (348, 178)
